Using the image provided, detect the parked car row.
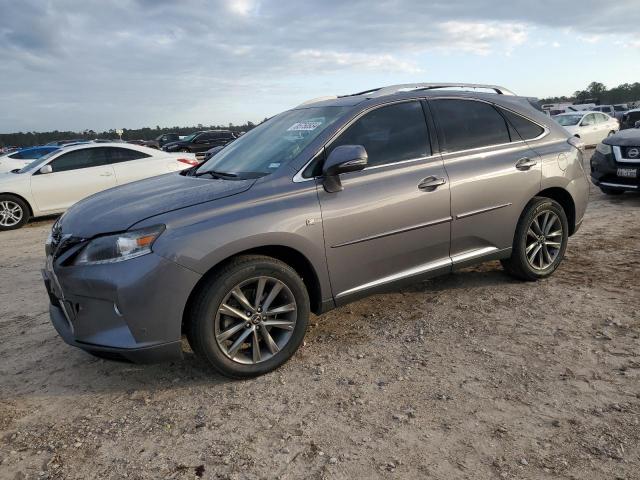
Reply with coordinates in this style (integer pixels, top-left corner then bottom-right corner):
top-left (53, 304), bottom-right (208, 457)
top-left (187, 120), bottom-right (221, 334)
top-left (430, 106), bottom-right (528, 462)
top-left (0, 143), bottom-right (198, 230)
top-left (553, 111), bottom-right (620, 146)
top-left (161, 130), bottom-right (237, 153)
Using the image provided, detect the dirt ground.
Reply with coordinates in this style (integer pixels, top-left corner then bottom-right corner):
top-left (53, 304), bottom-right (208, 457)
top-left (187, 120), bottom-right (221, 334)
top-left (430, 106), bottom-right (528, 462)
top-left (1, 149), bottom-right (639, 480)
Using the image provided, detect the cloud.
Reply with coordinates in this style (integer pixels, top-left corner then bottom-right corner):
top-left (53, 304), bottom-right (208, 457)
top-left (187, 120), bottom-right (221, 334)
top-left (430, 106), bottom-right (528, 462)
top-left (292, 50), bottom-right (422, 74)
top-left (0, 0), bottom-right (639, 131)
top-left (439, 21), bottom-right (528, 55)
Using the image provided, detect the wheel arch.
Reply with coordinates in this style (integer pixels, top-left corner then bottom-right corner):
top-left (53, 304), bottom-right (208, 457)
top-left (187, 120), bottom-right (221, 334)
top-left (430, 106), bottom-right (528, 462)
top-left (182, 244), bottom-right (324, 333)
top-left (0, 191), bottom-right (34, 217)
top-left (535, 187), bottom-right (576, 235)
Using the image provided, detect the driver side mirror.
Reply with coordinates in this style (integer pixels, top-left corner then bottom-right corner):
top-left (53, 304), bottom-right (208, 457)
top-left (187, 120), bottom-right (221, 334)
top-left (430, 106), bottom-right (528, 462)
top-left (322, 145), bottom-right (368, 193)
top-left (39, 165), bottom-right (53, 175)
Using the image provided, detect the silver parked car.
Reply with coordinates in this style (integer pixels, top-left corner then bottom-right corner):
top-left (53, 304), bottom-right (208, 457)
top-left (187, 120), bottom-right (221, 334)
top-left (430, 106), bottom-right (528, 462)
top-left (43, 83), bottom-right (589, 378)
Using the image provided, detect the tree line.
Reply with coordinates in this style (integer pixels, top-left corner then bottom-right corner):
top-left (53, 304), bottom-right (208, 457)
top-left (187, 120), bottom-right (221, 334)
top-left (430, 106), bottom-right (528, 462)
top-left (540, 81), bottom-right (640, 105)
top-left (0, 120), bottom-right (264, 148)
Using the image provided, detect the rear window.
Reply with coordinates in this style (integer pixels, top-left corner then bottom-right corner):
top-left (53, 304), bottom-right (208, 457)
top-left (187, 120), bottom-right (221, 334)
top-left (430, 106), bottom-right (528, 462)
top-left (106, 147), bottom-right (151, 163)
top-left (431, 99), bottom-right (510, 152)
top-left (499, 109), bottom-right (545, 140)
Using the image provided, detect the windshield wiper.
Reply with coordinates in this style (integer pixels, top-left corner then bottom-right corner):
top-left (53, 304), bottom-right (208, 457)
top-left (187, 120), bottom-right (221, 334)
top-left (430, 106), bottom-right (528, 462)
top-left (194, 170), bottom-right (238, 179)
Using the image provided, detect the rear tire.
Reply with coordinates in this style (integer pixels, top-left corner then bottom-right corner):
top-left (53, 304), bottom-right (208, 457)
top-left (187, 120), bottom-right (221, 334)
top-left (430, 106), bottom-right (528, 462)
top-left (180, 147), bottom-right (190, 153)
top-left (186, 255), bottom-right (310, 378)
top-left (600, 187), bottom-right (624, 195)
top-left (501, 197), bottom-right (569, 281)
top-left (0, 194), bottom-right (30, 231)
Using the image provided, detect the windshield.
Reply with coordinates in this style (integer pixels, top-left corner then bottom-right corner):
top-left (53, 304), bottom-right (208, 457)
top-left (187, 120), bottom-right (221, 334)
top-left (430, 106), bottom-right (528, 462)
top-left (181, 133), bottom-right (197, 142)
top-left (555, 115), bottom-right (583, 126)
top-left (17, 149), bottom-right (60, 173)
top-left (196, 106), bottom-right (348, 177)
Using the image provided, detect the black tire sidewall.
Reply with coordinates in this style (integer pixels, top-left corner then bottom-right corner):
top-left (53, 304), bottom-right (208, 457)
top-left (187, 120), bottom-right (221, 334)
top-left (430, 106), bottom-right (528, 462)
top-left (0, 194), bottom-right (29, 231)
top-left (513, 198), bottom-right (569, 280)
top-left (192, 258), bottom-right (310, 378)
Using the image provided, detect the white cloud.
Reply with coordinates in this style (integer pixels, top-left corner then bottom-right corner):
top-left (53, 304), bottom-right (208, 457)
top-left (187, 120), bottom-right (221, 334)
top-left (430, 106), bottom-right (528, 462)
top-left (292, 50), bottom-right (422, 74)
top-left (227, 0), bottom-right (257, 16)
top-left (439, 21), bottom-right (528, 55)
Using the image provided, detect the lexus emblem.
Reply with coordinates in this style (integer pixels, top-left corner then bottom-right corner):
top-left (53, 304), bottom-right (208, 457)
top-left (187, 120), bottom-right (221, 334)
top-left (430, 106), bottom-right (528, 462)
top-left (628, 147), bottom-right (640, 159)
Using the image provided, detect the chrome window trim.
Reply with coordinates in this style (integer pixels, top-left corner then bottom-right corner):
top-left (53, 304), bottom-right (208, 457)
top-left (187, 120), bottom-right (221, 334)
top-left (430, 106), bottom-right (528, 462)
top-left (293, 96), bottom-right (550, 182)
top-left (430, 97), bottom-right (550, 155)
top-left (293, 97), bottom-right (431, 183)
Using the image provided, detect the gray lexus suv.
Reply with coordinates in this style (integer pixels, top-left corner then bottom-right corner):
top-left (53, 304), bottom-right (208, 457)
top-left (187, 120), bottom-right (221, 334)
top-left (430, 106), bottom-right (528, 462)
top-left (43, 83), bottom-right (589, 378)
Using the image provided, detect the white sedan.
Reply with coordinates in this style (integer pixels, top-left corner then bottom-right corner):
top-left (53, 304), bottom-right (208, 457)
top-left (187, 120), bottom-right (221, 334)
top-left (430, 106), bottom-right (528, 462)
top-left (554, 111), bottom-right (619, 146)
top-left (0, 143), bottom-right (198, 230)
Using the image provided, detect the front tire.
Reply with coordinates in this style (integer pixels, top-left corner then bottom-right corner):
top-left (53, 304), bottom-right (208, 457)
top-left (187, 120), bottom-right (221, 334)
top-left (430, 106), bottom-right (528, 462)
top-left (501, 197), bottom-right (569, 281)
top-left (187, 255), bottom-right (310, 378)
top-left (179, 147), bottom-right (191, 153)
top-left (0, 195), bottom-right (29, 231)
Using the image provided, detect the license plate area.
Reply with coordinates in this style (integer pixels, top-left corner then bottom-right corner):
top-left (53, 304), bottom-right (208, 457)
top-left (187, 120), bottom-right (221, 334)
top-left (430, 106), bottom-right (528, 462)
top-left (617, 167), bottom-right (637, 178)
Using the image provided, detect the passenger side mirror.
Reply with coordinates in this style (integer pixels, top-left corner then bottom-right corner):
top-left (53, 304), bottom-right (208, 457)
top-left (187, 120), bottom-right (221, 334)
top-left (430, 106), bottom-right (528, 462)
top-left (39, 165), bottom-right (53, 174)
top-left (322, 145), bottom-right (368, 193)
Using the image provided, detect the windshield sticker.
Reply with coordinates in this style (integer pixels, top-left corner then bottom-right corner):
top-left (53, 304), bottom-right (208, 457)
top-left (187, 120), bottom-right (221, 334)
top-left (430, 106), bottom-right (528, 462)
top-left (287, 121), bottom-right (322, 131)
top-left (268, 162), bottom-right (281, 169)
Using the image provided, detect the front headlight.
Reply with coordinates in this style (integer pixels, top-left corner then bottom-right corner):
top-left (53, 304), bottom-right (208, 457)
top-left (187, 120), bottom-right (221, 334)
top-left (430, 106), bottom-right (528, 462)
top-left (74, 225), bottom-right (165, 265)
top-left (595, 143), bottom-right (612, 155)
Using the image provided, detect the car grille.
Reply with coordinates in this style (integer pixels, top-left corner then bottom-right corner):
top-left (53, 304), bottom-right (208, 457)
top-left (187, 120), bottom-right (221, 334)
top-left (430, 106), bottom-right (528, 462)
top-left (622, 146), bottom-right (640, 160)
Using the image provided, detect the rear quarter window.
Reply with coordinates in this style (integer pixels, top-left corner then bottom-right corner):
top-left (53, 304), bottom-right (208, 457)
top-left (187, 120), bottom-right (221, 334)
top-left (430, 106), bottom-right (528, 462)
top-left (499, 108), bottom-right (545, 140)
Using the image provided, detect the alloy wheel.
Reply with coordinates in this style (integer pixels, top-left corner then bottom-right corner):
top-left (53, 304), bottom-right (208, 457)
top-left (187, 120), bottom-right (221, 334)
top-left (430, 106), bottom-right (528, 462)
top-left (525, 211), bottom-right (563, 270)
top-left (0, 201), bottom-right (23, 227)
top-left (214, 276), bottom-right (297, 365)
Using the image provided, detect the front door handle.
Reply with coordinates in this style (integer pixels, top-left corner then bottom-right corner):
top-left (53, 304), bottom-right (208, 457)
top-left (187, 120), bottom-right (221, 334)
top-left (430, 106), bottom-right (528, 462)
top-left (515, 157), bottom-right (537, 171)
top-left (99, 172), bottom-right (113, 177)
top-left (418, 176), bottom-right (446, 191)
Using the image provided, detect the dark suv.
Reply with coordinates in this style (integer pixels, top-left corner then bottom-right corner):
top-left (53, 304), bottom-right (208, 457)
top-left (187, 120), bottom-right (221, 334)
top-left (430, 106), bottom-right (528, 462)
top-left (591, 128), bottom-right (640, 194)
top-left (43, 83), bottom-right (588, 378)
top-left (162, 130), bottom-right (236, 153)
top-left (144, 133), bottom-right (180, 149)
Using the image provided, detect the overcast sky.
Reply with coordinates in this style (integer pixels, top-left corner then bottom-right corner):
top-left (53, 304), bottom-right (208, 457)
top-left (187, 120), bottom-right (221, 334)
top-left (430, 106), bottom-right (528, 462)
top-left (1, 0), bottom-right (639, 133)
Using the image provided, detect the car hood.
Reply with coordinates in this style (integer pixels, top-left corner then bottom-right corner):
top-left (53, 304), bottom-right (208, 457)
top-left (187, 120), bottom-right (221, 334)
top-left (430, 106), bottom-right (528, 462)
top-left (0, 158), bottom-right (28, 174)
top-left (60, 172), bottom-right (255, 237)
top-left (603, 128), bottom-right (640, 146)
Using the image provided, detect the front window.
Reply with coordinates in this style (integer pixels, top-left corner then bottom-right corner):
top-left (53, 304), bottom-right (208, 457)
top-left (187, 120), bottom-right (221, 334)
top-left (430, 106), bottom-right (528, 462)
top-left (196, 106), bottom-right (348, 178)
top-left (17, 149), bottom-right (61, 173)
top-left (555, 115), bottom-right (583, 126)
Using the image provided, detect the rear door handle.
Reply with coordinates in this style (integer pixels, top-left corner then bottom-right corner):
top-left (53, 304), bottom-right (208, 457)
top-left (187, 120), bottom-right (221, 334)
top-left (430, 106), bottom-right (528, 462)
top-left (515, 157), bottom-right (537, 171)
top-left (99, 172), bottom-right (113, 177)
top-left (418, 176), bottom-right (446, 191)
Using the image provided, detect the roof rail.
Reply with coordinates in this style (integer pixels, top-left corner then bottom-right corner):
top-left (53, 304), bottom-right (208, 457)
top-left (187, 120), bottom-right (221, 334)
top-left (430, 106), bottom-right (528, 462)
top-left (363, 83), bottom-right (516, 98)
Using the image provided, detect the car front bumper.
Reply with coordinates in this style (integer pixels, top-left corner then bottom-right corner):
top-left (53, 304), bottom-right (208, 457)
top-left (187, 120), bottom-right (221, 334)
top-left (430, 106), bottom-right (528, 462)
top-left (590, 149), bottom-right (640, 191)
top-left (43, 251), bottom-right (202, 363)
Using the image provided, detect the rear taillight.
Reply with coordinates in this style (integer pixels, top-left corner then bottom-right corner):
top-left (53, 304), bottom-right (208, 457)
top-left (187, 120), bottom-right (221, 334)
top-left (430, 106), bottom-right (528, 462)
top-left (177, 158), bottom-right (199, 166)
